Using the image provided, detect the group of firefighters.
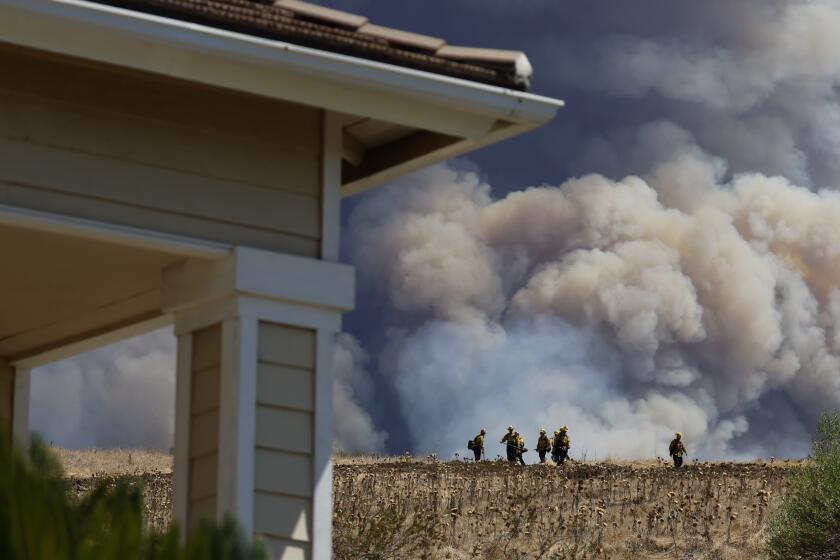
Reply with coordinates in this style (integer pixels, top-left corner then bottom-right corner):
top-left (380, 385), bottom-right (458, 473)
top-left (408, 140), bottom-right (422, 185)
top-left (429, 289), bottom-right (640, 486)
top-left (468, 426), bottom-right (689, 468)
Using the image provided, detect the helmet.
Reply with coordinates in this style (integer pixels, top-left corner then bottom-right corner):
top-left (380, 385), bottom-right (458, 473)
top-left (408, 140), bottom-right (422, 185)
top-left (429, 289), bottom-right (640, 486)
top-left (539, 428), bottom-right (546, 433)
top-left (675, 432), bottom-right (682, 438)
top-left (561, 426), bottom-right (568, 432)
top-left (554, 430), bottom-right (560, 435)
top-left (480, 428), bottom-right (486, 434)
top-left (507, 425), bottom-right (514, 431)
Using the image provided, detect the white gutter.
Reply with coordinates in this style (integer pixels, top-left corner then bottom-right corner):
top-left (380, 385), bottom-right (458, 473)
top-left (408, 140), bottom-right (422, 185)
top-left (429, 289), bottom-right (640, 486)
top-left (0, 0), bottom-right (563, 139)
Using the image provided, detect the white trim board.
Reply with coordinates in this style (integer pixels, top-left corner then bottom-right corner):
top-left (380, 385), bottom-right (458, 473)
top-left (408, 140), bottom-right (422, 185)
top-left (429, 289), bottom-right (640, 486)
top-left (162, 248), bottom-right (355, 316)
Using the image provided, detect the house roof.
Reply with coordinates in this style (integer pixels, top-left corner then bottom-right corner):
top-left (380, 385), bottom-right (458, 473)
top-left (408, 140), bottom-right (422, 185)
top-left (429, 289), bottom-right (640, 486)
top-left (90, 0), bottom-right (534, 90)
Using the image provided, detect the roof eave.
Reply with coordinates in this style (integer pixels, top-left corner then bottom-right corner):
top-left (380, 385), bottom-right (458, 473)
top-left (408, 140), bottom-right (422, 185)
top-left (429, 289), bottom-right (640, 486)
top-left (0, 0), bottom-right (564, 193)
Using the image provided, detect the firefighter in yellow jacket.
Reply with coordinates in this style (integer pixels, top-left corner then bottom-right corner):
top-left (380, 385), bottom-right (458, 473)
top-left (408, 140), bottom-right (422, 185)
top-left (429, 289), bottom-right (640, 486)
top-left (514, 432), bottom-right (526, 465)
top-left (469, 428), bottom-right (486, 462)
top-left (669, 432), bottom-right (687, 468)
top-left (536, 428), bottom-right (552, 463)
top-left (552, 426), bottom-right (570, 465)
top-left (501, 426), bottom-right (517, 462)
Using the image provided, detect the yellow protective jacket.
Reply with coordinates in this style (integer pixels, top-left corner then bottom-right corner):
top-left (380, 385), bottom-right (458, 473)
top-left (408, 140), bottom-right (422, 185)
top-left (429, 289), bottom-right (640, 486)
top-left (537, 434), bottom-right (551, 452)
top-left (473, 434), bottom-right (485, 449)
top-left (501, 432), bottom-right (516, 445)
top-left (554, 434), bottom-right (570, 450)
top-left (516, 436), bottom-right (526, 452)
top-left (669, 439), bottom-right (687, 457)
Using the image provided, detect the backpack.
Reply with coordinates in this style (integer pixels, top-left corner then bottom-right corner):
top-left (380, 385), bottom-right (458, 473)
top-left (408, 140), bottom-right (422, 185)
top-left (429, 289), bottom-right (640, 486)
top-left (467, 439), bottom-right (475, 450)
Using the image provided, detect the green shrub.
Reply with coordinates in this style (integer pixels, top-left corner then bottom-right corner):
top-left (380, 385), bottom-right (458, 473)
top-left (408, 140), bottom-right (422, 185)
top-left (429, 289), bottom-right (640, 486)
top-left (0, 430), bottom-right (266, 560)
top-left (768, 410), bottom-right (840, 559)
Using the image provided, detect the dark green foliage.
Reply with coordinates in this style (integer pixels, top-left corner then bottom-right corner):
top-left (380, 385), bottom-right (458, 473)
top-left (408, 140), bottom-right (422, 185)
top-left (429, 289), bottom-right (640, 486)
top-left (768, 411), bottom-right (840, 559)
top-left (0, 429), bottom-right (266, 560)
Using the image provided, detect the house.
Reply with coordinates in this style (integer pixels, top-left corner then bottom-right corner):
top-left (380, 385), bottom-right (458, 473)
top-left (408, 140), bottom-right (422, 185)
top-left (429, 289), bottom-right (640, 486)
top-left (0, 0), bottom-right (563, 557)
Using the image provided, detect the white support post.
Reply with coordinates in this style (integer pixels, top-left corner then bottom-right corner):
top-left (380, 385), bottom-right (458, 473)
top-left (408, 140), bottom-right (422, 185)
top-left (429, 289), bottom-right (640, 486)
top-left (216, 316), bottom-right (257, 532)
top-left (163, 248), bottom-right (353, 559)
top-left (311, 329), bottom-right (336, 560)
top-left (172, 333), bottom-right (193, 540)
top-left (12, 366), bottom-right (30, 448)
top-left (1, 363), bottom-right (30, 448)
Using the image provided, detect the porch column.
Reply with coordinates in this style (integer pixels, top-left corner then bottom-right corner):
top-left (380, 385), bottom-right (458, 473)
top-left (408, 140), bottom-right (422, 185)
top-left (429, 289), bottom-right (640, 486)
top-left (0, 362), bottom-right (30, 447)
top-left (163, 247), bottom-right (354, 560)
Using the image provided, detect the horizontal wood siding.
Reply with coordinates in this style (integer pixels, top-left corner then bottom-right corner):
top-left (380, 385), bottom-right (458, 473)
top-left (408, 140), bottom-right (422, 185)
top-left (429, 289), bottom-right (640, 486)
top-left (0, 46), bottom-right (322, 257)
top-left (260, 537), bottom-right (310, 560)
top-left (188, 325), bottom-right (222, 533)
top-left (254, 322), bottom-right (316, 558)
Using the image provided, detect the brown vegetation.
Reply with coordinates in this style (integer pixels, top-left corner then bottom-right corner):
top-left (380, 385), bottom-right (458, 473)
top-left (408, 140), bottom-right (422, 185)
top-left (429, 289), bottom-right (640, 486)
top-left (60, 450), bottom-right (797, 559)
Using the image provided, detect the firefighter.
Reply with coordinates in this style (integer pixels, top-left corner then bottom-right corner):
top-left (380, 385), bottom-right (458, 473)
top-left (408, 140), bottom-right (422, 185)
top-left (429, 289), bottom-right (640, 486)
top-left (515, 432), bottom-right (526, 465)
top-left (501, 426), bottom-right (517, 462)
top-left (669, 432), bottom-right (687, 468)
top-left (536, 428), bottom-right (551, 463)
top-left (470, 428), bottom-right (486, 461)
top-left (553, 426), bottom-right (570, 465)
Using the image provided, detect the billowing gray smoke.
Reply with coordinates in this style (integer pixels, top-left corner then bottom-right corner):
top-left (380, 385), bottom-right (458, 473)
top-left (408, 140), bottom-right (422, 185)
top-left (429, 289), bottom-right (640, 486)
top-left (344, 156), bottom-right (840, 459)
top-left (537, 0), bottom-right (840, 188)
top-left (329, 0), bottom-right (840, 459)
top-left (30, 0), bottom-right (840, 458)
top-left (30, 328), bottom-right (175, 449)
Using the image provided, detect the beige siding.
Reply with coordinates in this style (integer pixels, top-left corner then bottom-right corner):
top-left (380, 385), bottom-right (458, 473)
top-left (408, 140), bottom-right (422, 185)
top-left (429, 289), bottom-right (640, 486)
top-left (256, 407), bottom-right (313, 455)
top-left (259, 537), bottom-right (311, 560)
top-left (254, 492), bottom-right (312, 541)
top-left (189, 453), bottom-right (219, 502)
top-left (254, 322), bottom-right (317, 558)
top-left (0, 46), bottom-right (322, 257)
top-left (191, 366), bottom-right (221, 415)
top-left (257, 324), bottom-right (316, 369)
top-left (254, 449), bottom-right (313, 497)
top-left (188, 325), bottom-right (222, 533)
top-left (256, 363), bottom-right (313, 411)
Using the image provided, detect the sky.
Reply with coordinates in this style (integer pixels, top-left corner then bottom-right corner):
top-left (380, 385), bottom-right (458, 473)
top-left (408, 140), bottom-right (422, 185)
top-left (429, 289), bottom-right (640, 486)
top-left (30, 0), bottom-right (840, 460)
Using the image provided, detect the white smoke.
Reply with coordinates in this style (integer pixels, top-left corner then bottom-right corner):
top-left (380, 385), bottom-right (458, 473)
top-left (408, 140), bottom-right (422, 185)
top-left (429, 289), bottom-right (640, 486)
top-left (346, 155), bottom-right (840, 459)
top-left (30, 328), bottom-right (176, 449)
top-left (333, 334), bottom-right (388, 453)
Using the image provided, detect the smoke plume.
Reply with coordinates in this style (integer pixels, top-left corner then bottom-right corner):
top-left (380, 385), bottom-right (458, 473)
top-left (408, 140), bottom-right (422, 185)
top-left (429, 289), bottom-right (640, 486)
top-left (30, 328), bottom-right (175, 449)
top-left (345, 154), bottom-right (840, 459)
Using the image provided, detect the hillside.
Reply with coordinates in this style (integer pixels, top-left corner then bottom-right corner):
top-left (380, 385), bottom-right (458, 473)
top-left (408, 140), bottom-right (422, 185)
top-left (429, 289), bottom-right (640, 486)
top-left (59, 449), bottom-right (798, 559)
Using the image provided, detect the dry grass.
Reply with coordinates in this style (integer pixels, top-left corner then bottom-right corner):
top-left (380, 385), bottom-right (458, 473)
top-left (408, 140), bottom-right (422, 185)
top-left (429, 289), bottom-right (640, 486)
top-left (58, 449), bottom-right (798, 559)
top-left (54, 446), bottom-right (172, 477)
top-left (333, 457), bottom-right (796, 560)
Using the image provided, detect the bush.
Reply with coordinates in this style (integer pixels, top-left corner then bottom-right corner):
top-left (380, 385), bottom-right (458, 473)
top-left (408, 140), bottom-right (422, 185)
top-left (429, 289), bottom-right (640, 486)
top-left (768, 410), bottom-right (840, 559)
top-left (0, 430), bottom-right (266, 560)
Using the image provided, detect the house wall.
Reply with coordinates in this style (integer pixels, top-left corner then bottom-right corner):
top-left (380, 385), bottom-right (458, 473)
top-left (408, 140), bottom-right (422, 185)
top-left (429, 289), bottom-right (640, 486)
top-left (0, 45), bottom-right (323, 258)
top-left (188, 324), bottom-right (222, 533)
top-left (253, 322), bottom-right (317, 559)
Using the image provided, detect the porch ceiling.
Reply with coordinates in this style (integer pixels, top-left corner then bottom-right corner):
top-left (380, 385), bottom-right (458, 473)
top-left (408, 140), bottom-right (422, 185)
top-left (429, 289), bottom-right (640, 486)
top-left (0, 223), bottom-right (182, 363)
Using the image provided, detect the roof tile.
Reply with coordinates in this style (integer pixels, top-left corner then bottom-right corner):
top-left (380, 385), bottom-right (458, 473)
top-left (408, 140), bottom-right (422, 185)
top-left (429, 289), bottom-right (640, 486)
top-left (357, 23), bottom-right (446, 52)
top-left (274, 0), bottom-right (367, 29)
top-left (89, 0), bottom-right (532, 90)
